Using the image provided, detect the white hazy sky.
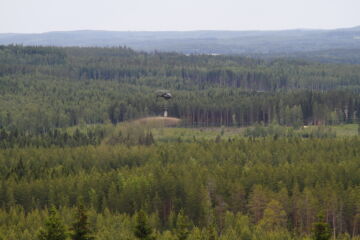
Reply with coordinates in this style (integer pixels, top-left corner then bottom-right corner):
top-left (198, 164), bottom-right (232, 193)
top-left (0, 0), bottom-right (359, 33)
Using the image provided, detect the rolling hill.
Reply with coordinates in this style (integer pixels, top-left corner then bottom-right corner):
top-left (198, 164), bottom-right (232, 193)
top-left (1, 26), bottom-right (360, 56)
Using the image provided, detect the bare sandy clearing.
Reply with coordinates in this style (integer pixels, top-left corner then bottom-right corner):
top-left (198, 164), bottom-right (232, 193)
top-left (131, 117), bottom-right (181, 127)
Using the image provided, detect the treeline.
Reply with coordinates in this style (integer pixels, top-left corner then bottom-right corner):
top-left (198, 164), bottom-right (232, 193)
top-left (243, 123), bottom-right (338, 138)
top-left (0, 127), bottom-right (105, 148)
top-left (2, 82), bottom-right (359, 132)
top-left (168, 90), bottom-right (360, 127)
top-left (1, 138), bottom-right (360, 239)
top-left (2, 45), bottom-right (360, 91)
top-left (0, 205), bottom-right (340, 240)
top-left (1, 45), bottom-right (360, 132)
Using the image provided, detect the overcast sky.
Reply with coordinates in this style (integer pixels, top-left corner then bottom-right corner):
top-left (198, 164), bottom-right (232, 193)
top-left (0, 0), bottom-right (359, 33)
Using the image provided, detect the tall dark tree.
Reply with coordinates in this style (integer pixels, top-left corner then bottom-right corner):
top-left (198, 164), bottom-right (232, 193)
top-left (70, 205), bottom-right (94, 240)
top-left (37, 206), bottom-right (67, 240)
top-left (312, 214), bottom-right (331, 240)
top-left (134, 210), bottom-right (155, 240)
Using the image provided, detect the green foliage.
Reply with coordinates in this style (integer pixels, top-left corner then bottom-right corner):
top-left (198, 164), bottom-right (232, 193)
top-left (70, 205), bottom-right (94, 240)
top-left (206, 225), bottom-right (217, 240)
top-left (258, 200), bottom-right (287, 231)
top-left (106, 123), bottom-right (155, 146)
top-left (0, 127), bottom-right (104, 149)
top-left (1, 45), bottom-right (360, 132)
top-left (244, 123), bottom-right (287, 137)
top-left (1, 45), bottom-right (360, 239)
top-left (175, 210), bottom-right (191, 240)
top-left (243, 124), bottom-right (338, 138)
top-left (0, 138), bottom-right (359, 234)
top-left (134, 210), bottom-right (155, 240)
top-left (312, 214), bottom-right (331, 240)
top-left (37, 206), bottom-right (68, 240)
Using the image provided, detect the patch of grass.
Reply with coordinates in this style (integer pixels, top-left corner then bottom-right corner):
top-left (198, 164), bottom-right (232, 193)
top-left (63, 123), bottom-right (359, 143)
top-left (154, 124), bottom-right (359, 141)
top-left (327, 124), bottom-right (359, 136)
top-left (152, 127), bottom-right (245, 142)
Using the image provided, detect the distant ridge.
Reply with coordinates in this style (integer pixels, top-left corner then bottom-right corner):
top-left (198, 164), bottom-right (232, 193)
top-left (0, 26), bottom-right (360, 55)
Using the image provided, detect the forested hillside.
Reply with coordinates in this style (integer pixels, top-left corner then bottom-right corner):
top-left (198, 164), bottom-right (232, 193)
top-left (1, 45), bottom-right (360, 133)
top-left (1, 45), bottom-right (360, 240)
top-left (252, 49), bottom-right (360, 64)
top-left (1, 26), bottom-right (360, 55)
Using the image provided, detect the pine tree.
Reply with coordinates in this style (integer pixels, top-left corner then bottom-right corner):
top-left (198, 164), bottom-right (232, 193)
top-left (258, 199), bottom-right (287, 231)
top-left (37, 206), bottom-right (67, 240)
top-left (70, 205), bottom-right (94, 240)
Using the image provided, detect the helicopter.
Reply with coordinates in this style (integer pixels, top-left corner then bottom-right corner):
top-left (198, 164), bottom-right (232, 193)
top-left (156, 90), bottom-right (172, 117)
top-left (156, 91), bottom-right (172, 100)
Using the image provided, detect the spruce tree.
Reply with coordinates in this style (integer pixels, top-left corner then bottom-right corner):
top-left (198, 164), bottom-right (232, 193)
top-left (37, 206), bottom-right (67, 240)
top-left (134, 210), bottom-right (154, 240)
top-left (70, 205), bottom-right (94, 240)
top-left (312, 214), bottom-right (331, 240)
top-left (175, 210), bottom-right (190, 240)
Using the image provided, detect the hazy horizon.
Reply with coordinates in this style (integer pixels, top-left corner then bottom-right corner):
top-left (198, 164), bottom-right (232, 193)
top-left (2, 25), bottom-right (360, 35)
top-left (1, 0), bottom-right (359, 34)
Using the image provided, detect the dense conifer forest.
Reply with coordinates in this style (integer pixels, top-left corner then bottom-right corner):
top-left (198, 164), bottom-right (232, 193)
top-left (1, 138), bottom-right (360, 239)
top-left (1, 45), bottom-right (360, 133)
top-left (1, 45), bottom-right (360, 239)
